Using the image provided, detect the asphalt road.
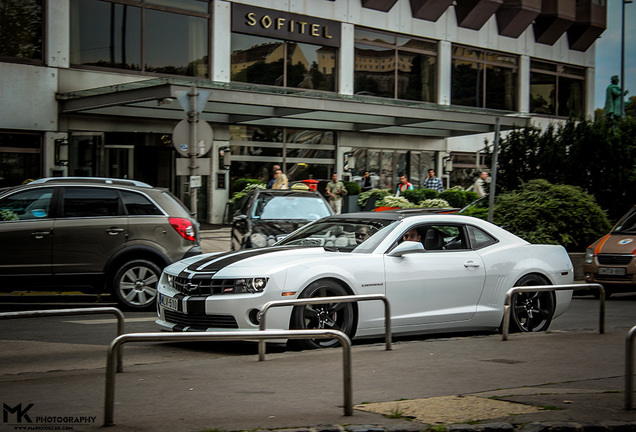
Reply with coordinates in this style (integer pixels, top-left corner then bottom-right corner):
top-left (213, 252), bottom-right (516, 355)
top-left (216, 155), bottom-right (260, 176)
top-left (0, 293), bottom-right (633, 376)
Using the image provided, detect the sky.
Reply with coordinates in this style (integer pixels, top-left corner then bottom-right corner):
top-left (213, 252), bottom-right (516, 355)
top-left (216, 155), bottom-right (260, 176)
top-left (593, 0), bottom-right (636, 109)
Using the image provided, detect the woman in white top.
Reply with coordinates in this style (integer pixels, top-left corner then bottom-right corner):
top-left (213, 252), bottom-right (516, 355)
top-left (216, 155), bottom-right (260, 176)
top-left (272, 172), bottom-right (289, 189)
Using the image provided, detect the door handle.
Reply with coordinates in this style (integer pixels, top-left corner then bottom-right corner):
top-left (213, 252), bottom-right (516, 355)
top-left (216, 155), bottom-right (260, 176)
top-left (106, 227), bottom-right (125, 235)
top-left (31, 230), bottom-right (52, 239)
top-left (464, 261), bottom-right (480, 269)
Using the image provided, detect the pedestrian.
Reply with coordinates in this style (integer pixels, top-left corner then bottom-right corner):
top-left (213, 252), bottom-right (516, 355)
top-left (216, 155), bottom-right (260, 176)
top-left (272, 170), bottom-right (289, 189)
top-left (422, 168), bottom-right (443, 193)
top-left (474, 171), bottom-right (489, 197)
top-left (395, 175), bottom-right (413, 197)
top-left (326, 172), bottom-right (347, 214)
top-left (360, 171), bottom-right (374, 192)
top-left (267, 164), bottom-right (281, 188)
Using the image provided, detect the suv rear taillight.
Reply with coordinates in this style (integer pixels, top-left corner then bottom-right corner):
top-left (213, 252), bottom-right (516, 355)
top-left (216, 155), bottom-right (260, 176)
top-left (170, 218), bottom-right (196, 241)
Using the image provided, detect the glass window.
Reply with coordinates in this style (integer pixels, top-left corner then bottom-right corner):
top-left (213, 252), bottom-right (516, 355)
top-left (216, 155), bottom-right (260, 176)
top-left (452, 45), bottom-right (518, 110)
top-left (62, 187), bottom-right (120, 218)
top-left (530, 60), bottom-right (585, 118)
top-left (231, 33), bottom-right (336, 91)
top-left (145, 9), bottom-right (208, 76)
top-left (0, 0), bottom-right (43, 62)
top-left (0, 132), bottom-right (42, 188)
top-left (70, 0), bottom-right (209, 78)
top-left (354, 29), bottom-right (437, 102)
top-left (0, 188), bottom-right (52, 221)
top-left (121, 191), bottom-right (163, 215)
top-left (467, 225), bottom-right (498, 249)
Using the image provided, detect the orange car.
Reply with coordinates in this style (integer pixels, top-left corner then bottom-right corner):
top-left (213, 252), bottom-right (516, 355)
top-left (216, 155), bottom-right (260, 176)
top-left (584, 205), bottom-right (636, 296)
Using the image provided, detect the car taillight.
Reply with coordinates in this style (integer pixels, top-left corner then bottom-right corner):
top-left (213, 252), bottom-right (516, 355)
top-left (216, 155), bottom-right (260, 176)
top-left (169, 218), bottom-right (196, 241)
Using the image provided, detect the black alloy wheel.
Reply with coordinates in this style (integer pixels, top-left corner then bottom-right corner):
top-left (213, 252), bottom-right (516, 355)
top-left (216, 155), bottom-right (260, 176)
top-left (509, 274), bottom-right (556, 332)
top-left (290, 280), bottom-right (355, 349)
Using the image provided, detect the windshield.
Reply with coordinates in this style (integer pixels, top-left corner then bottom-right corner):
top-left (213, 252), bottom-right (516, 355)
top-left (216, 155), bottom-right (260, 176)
top-left (251, 195), bottom-right (332, 221)
top-left (277, 218), bottom-right (398, 252)
top-left (614, 207), bottom-right (636, 234)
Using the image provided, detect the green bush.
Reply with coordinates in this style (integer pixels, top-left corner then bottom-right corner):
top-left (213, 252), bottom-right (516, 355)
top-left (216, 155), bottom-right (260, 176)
top-left (417, 198), bottom-right (451, 208)
top-left (343, 181), bottom-right (361, 196)
top-left (231, 178), bottom-right (266, 194)
top-left (376, 196), bottom-right (417, 208)
top-left (401, 188), bottom-right (438, 203)
top-left (439, 187), bottom-right (478, 209)
top-left (492, 179), bottom-right (612, 252)
top-left (358, 188), bottom-right (391, 207)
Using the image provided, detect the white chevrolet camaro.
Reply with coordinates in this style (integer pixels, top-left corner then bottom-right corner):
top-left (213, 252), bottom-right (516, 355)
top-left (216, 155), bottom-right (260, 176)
top-left (156, 212), bottom-right (573, 349)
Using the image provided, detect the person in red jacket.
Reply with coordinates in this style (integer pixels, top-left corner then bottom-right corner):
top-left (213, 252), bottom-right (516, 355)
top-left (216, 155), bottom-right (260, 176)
top-left (396, 175), bottom-right (413, 197)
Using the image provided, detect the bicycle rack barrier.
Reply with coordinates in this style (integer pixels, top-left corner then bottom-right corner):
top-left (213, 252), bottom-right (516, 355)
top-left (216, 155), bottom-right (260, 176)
top-left (0, 307), bottom-right (125, 372)
top-left (103, 329), bottom-right (352, 426)
top-left (501, 283), bottom-right (605, 341)
top-left (626, 325), bottom-right (636, 410)
top-left (257, 294), bottom-right (391, 361)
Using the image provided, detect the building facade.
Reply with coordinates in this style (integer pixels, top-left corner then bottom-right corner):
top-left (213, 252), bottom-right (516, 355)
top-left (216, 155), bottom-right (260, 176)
top-left (0, 0), bottom-right (605, 223)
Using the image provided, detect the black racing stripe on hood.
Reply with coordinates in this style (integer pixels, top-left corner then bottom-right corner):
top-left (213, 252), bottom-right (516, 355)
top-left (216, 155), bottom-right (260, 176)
top-left (188, 245), bottom-right (312, 272)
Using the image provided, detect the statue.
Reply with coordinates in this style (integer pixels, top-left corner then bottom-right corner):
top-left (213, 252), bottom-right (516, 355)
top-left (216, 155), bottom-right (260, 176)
top-left (604, 75), bottom-right (629, 119)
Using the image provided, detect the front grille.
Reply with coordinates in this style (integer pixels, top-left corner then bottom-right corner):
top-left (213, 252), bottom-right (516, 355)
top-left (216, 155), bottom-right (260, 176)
top-left (172, 276), bottom-right (240, 296)
top-left (594, 273), bottom-right (633, 282)
top-left (165, 310), bottom-right (238, 329)
top-left (598, 254), bottom-right (633, 265)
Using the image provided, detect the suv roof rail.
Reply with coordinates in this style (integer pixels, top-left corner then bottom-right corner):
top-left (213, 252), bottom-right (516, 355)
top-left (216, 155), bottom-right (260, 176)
top-left (28, 177), bottom-right (153, 188)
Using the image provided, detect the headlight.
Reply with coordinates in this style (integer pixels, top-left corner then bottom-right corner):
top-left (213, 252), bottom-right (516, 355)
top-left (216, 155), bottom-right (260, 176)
top-left (250, 233), bottom-right (268, 248)
top-left (585, 248), bottom-right (595, 264)
top-left (232, 277), bottom-right (269, 294)
top-left (166, 274), bottom-right (174, 288)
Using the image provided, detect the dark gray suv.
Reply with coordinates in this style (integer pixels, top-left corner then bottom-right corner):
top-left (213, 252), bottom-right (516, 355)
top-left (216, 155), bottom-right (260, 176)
top-left (0, 177), bottom-right (201, 310)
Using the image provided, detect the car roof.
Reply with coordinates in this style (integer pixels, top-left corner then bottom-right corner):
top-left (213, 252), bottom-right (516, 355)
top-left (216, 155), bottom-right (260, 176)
top-left (27, 177), bottom-right (153, 188)
top-left (251, 188), bottom-right (325, 198)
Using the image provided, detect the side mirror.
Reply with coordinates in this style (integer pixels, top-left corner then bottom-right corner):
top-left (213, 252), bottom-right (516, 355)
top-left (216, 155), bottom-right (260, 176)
top-left (387, 241), bottom-right (425, 257)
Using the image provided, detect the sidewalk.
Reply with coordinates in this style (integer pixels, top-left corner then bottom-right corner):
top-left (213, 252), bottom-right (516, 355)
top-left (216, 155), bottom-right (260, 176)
top-left (1, 327), bottom-right (634, 431)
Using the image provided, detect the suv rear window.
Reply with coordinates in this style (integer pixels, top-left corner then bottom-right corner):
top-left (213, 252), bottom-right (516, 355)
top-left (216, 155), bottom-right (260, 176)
top-left (121, 190), bottom-right (163, 215)
top-left (62, 187), bottom-right (120, 217)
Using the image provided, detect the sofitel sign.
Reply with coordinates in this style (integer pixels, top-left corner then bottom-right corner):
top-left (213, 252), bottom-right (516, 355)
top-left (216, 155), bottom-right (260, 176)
top-left (231, 3), bottom-right (341, 48)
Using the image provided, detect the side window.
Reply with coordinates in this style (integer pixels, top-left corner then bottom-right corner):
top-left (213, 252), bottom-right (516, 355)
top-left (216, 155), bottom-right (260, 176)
top-left (0, 188), bottom-right (53, 221)
top-left (467, 225), bottom-right (498, 249)
top-left (62, 187), bottom-right (120, 217)
top-left (121, 191), bottom-right (162, 215)
top-left (422, 225), bottom-right (467, 251)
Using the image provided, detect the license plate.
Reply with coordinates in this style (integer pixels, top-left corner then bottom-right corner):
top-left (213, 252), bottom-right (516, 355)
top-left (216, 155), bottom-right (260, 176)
top-left (598, 267), bottom-right (626, 276)
top-left (159, 294), bottom-right (180, 312)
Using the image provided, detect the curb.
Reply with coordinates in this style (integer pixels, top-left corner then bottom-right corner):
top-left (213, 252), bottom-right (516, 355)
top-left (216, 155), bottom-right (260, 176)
top-left (263, 422), bottom-right (636, 432)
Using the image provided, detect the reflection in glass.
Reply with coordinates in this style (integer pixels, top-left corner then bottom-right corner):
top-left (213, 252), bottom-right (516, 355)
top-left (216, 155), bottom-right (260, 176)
top-left (70, 0), bottom-right (141, 70)
top-left (145, 0), bottom-right (209, 13)
top-left (0, 0), bottom-right (42, 60)
top-left (530, 73), bottom-right (556, 115)
top-left (354, 43), bottom-right (395, 97)
top-left (146, 9), bottom-right (207, 77)
top-left (231, 33), bottom-right (335, 91)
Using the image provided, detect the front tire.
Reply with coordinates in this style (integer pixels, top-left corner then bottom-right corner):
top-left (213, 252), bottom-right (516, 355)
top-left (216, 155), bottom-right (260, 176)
top-left (509, 274), bottom-right (555, 332)
top-left (111, 259), bottom-right (161, 310)
top-left (290, 280), bottom-right (355, 349)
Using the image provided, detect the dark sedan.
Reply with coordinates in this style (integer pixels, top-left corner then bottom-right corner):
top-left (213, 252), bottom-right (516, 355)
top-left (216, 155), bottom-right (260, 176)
top-left (231, 188), bottom-right (333, 250)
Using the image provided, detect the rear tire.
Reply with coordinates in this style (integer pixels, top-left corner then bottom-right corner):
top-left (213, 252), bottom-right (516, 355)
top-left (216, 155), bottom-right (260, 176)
top-left (112, 259), bottom-right (161, 310)
top-left (290, 280), bottom-right (355, 349)
top-left (509, 274), bottom-right (555, 332)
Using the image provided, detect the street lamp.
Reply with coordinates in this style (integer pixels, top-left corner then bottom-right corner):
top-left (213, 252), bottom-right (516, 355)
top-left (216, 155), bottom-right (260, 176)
top-left (621, 0), bottom-right (632, 117)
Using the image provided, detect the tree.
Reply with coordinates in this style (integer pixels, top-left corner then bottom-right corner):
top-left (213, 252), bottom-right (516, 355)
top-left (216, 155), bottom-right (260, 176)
top-left (495, 117), bottom-right (636, 221)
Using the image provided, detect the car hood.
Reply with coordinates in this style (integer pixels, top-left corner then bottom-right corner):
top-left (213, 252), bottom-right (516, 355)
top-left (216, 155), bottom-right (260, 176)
top-left (590, 234), bottom-right (636, 254)
top-left (168, 246), bottom-right (341, 275)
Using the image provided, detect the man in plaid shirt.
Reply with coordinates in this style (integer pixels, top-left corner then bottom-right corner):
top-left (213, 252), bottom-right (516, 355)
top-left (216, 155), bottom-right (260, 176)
top-left (422, 169), bottom-right (444, 193)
